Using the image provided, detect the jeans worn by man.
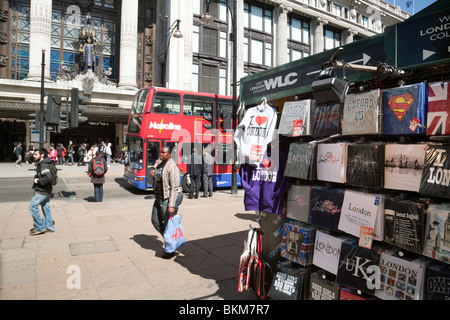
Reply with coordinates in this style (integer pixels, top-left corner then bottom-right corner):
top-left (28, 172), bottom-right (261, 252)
top-left (29, 148), bottom-right (55, 236)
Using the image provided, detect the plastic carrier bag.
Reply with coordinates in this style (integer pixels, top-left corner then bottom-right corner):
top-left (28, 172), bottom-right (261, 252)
top-left (163, 214), bottom-right (185, 253)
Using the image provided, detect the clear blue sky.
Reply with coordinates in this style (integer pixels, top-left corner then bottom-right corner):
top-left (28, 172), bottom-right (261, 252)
top-left (384, 0), bottom-right (438, 15)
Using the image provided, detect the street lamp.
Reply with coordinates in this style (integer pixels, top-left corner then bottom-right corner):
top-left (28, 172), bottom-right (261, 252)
top-left (163, 18), bottom-right (183, 87)
top-left (202, 0), bottom-right (238, 195)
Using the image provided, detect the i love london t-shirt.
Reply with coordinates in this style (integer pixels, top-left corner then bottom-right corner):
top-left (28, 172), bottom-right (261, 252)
top-left (234, 103), bottom-right (277, 165)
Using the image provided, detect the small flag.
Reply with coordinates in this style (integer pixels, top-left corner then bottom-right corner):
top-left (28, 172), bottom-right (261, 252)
top-left (406, 0), bottom-right (413, 8)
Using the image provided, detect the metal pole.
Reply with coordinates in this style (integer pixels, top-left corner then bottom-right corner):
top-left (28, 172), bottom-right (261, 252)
top-left (39, 50), bottom-right (45, 149)
top-left (231, 0), bottom-right (238, 195)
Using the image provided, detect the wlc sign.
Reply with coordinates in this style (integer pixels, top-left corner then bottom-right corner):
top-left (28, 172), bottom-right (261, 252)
top-left (242, 70), bottom-right (300, 101)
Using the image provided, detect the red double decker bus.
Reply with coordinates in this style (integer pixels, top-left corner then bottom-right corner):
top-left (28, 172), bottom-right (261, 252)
top-left (124, 87), bottom-right (240, 192)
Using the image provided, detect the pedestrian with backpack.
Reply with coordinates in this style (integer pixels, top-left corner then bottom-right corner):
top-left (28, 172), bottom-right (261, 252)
top-left (88, 150), bottom-right (108, 202)
top-left (29, 148), bottom-right (55, 236)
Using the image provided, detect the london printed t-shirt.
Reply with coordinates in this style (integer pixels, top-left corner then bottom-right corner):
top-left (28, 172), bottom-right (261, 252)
top-left (278, 100), bottom-right (312, 136)
top-left (313, 230), bottom-right (344, 275)
top-left (419, 144), bottom-right (450, 199)
top-left (239, 148), bottom-right (291, 215)
top-left (234, 102), bottom-right (277, 164)
top-left (376, 251), bottom-right (425, 300)
top-left (338, 190), bottom-right (383, 240)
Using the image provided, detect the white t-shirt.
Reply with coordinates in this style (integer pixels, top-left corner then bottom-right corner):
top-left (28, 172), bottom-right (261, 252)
top-left (233, 102), bottom-right (277, 164)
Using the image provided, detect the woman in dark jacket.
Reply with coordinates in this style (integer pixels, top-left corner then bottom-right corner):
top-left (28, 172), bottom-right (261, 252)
top-left (88, 150), bottom-right (108, 202)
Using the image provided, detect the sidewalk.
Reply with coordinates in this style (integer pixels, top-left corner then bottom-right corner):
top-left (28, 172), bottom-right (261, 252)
top-left (0, 162), bottom-right (258, 300)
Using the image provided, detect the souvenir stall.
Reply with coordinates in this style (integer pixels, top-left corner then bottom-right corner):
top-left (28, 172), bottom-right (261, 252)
top-left (236, 0), bottom-right (450, 300)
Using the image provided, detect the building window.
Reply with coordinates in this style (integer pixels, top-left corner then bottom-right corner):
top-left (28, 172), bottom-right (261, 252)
top-left (10, 1), bottom-right (30, 80)
top-left (244, 2), bottom-right (272, 34)
top-left (192, 64), bottom-right (199, 92)
top-left (201, 64), bottom-right (219, 94)
top-left (324, 28), bottom-right (341, 50)
top-left (244, 1), bottom-right (273, 72)
top-left (49, 2), bottom-right (118, 82)
top-left (287, 15), bottom-right (310, 62)
top-left (362, 15), bottom-right (369, 28)
top-left (333, 4), bottom-right (342, 17)
top-left (193, 0), bottom-right (229, 94)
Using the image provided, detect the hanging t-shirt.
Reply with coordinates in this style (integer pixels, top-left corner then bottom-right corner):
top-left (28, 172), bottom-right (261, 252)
top-left (336, 239), bottom-right (381, 295)
top-left (423, 203), bottom-right (450, 262)
top-left (286, 184), bottom-right (311, 223)
top-left (419, 144), bottom-right (450, 199)
top-left (346, 142), bottom-right (384, 189)
top-left (338, 190), bottom-right (383, 240)
top-left (278, 100), bottom-right (312, 137)
top-left (312, 103), bottom-right (342, 138)
top-left (424, 261), bottom-right (450, 300)
top-left (234, 102), bottom-right (277, 164)
top-left (384, 196), bottom-right (426, 254)
top-left (342, 89), bottom-right (381, 136)
top-left (239, 147), bottom-right (290, 215)
top-left (284, 142), bottom-right (317, 180)
top-left (308, 187), bottom-right (344, 231)
top-left (384, 143), bottom-right (427, 192)
top-left (382, 82), bottom-right (427, 135)
top-left (316, 142), bottom-right (347, 184)
top-left (312, 231), bottom-right (345, 275)
top-left (427, 81), bottom-right (450, 135)
top-left (376, 251), bottom-right (426, 300)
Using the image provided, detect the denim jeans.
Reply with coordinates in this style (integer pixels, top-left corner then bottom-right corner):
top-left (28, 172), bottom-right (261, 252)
top-left (30, 192), bottom-right (54, 231)
top-left (94, 183), bottom-right (103, 202)
top-left (65, 153), bottom-right (74, 165)
top-left (151, 192), bottom-right (183, 235)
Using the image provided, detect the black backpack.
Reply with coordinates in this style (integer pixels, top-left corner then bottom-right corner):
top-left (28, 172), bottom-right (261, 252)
top-left (93, 158), bottom-right (105, 175)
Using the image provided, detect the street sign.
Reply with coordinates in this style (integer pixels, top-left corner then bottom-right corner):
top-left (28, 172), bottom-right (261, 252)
top-left (240, 36), bottom-right (386, 105)
top-left (397, 7), bottom-right (450, 68)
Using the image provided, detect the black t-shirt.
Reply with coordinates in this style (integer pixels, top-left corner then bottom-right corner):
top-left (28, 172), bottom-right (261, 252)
top-left (153, 162), bottom-right (165, 199)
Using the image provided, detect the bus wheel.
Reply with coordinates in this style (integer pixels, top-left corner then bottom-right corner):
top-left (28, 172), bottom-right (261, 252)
top-left (181, 175), bottom-right (190, 193)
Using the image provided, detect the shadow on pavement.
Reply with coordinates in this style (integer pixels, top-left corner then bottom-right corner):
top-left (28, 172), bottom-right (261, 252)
top-left (132, 230), bottom-right (258, 300)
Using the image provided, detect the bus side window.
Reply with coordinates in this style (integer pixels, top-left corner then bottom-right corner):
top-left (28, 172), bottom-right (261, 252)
top-left (183, 101), bottom-right (193, 115)
top-left (153, 92), bottom-right (181, 114)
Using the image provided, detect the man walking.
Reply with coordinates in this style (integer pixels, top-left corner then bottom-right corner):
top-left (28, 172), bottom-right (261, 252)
top-left (13, 142), bottom-right (22, 167)
top-left (187, 147), bottom-right (203, 199)
top-left (65, 140), bottom-right (75, 165)
top-left (202, 146), bottom-right (214, 197)
top-left (149, 145), bottom-right (183, 258)
top-left (29, 148), bottom-right (55, 236)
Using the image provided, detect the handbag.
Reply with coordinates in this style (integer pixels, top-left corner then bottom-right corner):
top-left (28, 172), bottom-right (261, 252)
top-left (163, 214), bottom-right (185, 253)
top-left (238, 228), bottom-right (271, 299)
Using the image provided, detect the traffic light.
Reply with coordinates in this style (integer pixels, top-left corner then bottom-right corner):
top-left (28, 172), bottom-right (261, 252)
top-left (219, 106), bottom-right (232, 131)
top-left (29, 109), bottom-right (40, 131)
top-left (45, 94), bottom-right (62, 125)
top-left (58, 103), bottom-right (69, 133)
top-left (70, 87), bottom-right (89, 128)
top-left (203, 103), bottom-right (217, 130)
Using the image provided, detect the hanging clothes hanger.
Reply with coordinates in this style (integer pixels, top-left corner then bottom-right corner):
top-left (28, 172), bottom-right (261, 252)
top-left (257, 97), bottom-right (269, 111)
